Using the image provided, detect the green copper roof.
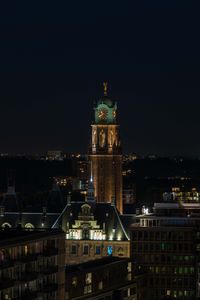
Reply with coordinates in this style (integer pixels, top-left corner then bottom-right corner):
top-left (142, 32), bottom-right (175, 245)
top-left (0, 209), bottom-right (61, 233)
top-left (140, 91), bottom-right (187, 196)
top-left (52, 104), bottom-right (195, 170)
top-left (97, 97), bottom-right (115, 108)
top-left (94, 97), bottom-right (117, 124)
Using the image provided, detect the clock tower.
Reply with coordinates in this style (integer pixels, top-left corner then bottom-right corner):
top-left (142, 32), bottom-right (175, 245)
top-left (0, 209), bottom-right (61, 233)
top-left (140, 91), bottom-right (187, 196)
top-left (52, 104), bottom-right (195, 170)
top-left (89, 84), bottom-right (123, 213)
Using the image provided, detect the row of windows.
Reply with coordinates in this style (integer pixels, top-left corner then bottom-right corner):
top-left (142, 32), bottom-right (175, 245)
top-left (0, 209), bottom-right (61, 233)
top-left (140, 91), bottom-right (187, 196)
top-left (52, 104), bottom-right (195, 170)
top-left (72, 277), bottom-right (100, 290)
top-left (0, 240), bottom-right (57, 265)
top-left (153, 289), bottom-right (195, 298)
top-left (135, 254), bottom-right (194, 264)
top-left (132, 230), bottom-right (193, 241)
top-left (133, 242), bottom-right (193, 252)
top-left (149, 277), bottom-right (195, 288)
top-left (71, 245), bottom-right (113, 256)
top-left (0, 274), bottom-right (57, 298)
top-left (149, 266), bottom-right (195, 275)
top-left (140, 218), bottom-right (196, 227)
top-left (71, 274), bottom-right (133, 295)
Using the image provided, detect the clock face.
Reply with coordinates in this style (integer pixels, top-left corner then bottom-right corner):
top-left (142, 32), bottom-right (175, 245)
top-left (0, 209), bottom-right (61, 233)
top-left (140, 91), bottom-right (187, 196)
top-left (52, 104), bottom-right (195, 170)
top-left (98, 108), bottom-right (108, 120)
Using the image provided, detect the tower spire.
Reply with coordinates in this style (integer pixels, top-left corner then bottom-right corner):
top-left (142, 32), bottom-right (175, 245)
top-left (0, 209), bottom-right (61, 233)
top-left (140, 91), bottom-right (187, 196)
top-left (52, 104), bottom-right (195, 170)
top-left (103, 82), bottom-right (108, 97)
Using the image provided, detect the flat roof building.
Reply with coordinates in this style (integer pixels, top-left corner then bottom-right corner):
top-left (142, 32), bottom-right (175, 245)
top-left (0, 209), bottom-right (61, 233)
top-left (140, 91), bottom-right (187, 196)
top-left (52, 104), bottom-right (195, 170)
top-left (130, 202), bottom-right (200, 300)
top-left (0, 229), bottom-right (65, 300)
top-left (65, 256), bottom-right (147, 300)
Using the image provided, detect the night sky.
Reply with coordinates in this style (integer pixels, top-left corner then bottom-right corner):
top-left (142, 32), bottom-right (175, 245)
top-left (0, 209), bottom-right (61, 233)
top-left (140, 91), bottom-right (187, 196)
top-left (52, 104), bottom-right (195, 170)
top-left (0, 2), bottom-right (199, 156)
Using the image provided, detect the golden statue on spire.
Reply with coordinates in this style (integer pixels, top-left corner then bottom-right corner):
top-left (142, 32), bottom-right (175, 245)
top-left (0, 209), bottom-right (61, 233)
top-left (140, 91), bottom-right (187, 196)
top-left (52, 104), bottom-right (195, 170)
top-left (103, 82), bottom-right (108, 96)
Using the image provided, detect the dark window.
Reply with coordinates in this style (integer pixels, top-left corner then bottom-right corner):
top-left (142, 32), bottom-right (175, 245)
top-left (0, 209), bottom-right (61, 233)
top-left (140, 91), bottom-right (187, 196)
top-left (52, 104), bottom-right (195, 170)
top-left (95, 246), bottom-right (101, 255)
top-left (83, 245), bottom-right (89, 255)
top-left (71, 245), bottom-right (77, 255)
top-left (130, 287), bottom-right (137, 295)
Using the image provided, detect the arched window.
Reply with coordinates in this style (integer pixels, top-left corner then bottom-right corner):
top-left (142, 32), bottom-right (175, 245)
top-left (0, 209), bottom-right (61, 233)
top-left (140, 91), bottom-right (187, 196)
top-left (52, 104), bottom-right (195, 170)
top-left (82, 228), bottom-right (90, 240)
top-left (1, 222), bottom-right (12, 228)
top-left (25, 223), bottom-right (34, 230)
top-left (81, 204), bottom-right (91, 216)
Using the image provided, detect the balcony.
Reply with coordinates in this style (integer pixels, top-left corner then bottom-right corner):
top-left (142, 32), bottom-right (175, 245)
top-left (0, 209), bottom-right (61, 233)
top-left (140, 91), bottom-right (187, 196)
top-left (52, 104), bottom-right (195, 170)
top-left (43, 265), bottom-right (58, 275)
top-left (19, 253), bottom-right (39, 263)
top-left (14, 290), bottom-right (38, 300)
top-left (43, 248), bottom-right (58, 257)
top-left (0, 277), bottom-right (15, 290)
top-left (19, 272), bottom-right (38, 282)
top-left (40, 283), bottom-right (58, 294)
top-left (13, 253), bottom-right (39, 264)
top-left (0, 259), bottom-right (14, 269)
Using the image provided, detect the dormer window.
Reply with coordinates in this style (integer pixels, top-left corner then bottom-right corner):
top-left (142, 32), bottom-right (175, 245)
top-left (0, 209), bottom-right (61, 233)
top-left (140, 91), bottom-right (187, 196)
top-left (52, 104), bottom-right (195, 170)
top-left (81, 204), bottom-right (91, 216)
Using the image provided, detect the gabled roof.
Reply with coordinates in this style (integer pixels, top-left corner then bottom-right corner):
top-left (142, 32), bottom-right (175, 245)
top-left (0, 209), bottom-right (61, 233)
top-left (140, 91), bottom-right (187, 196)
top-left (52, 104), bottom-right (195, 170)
top-left (0, 212), bottom-right (61, 229)
top-left (120, 214), bottom-right (136, 239)
top-left (62, 201), bottom-right (129, 241)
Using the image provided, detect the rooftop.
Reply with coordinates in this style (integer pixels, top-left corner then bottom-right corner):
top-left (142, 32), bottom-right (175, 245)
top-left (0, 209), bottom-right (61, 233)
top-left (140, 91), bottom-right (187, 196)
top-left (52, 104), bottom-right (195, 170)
top-left (66, 256), bottom-right (129, 273)
top-left (0, 229), bottom-right (64, 247)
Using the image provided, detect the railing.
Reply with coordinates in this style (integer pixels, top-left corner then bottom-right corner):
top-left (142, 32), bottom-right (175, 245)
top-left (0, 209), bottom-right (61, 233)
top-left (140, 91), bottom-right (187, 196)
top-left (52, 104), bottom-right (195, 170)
top-left (20, 253), bottom-right (38, 262)
top-left (43, 248), bottom-right (58, 257)
top-left (42, 265), bottom-right (58, 275)
top-left (0, 259), bottom-right (14, 269)
top-left (19, 290), bottom-right (37, 300)
top-left (17, 253), bottom-right (39, 263)
top-left (18, 272), bottom-right (38, 282)
top-left (0, 277), bottom-right (15, 290)
top-left (13, 290), bottom-right (38, 300)
top-left (40, 283), bottom-right (58, 294)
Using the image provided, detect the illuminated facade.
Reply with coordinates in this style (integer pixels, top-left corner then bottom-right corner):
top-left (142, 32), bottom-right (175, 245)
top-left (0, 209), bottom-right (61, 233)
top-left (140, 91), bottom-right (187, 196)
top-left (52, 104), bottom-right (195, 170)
top-left (62, 200), bottom-right (130, 265)
top-left (89, 85), bottom-right (123, 213)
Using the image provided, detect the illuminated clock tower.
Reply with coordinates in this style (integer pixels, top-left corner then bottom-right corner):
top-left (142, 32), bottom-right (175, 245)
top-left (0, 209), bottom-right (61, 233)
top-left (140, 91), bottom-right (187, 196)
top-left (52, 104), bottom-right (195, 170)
top-left (89, 83), bottom-right (123, 213)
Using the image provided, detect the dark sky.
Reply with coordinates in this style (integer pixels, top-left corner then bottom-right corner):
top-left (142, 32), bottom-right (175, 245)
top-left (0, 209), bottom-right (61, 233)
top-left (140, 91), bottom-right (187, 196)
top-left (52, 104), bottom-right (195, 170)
top-left (0, 2), bottom-right (199, 156)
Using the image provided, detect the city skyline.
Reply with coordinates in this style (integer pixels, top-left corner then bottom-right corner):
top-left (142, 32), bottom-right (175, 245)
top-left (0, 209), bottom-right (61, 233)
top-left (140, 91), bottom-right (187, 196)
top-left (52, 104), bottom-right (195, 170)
top-left (0, 2), bottom-right (199, 156)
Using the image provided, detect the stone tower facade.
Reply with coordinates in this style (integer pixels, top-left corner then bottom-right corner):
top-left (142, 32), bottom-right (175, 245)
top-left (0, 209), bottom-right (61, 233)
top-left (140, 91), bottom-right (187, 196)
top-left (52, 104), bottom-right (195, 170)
top-left (89, 87), bottom-right (123, 213)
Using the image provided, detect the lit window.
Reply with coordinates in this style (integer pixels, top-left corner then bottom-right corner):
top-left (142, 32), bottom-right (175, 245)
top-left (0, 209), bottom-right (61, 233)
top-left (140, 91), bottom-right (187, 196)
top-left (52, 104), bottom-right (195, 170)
top-left (127, 273), bottom-right (132, 281)
top-left (86, 273), bottom-right (92, 284)
top-left (72, 277), bottom-right (77, 287)
top-left (84, 285), bottom-right (92, 294)
top-left (84, 286), bottom-right (87, 295)
top-left (167, 290), bottom-right (171, 296)
top-left (98, 281), bottom-right (103, 290)
top-left (24, 245), bottom-right (28, 255)
top-left (25, 223), bottom-right (34, 229)
top-left (107, 245), bottom-right (113, 255)
top-left (1, 222), bottom-right (12, 228)
top-left (127, 262), bottom-right (132, 272)
top-left (87, 285), bottom-right (92, 293)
